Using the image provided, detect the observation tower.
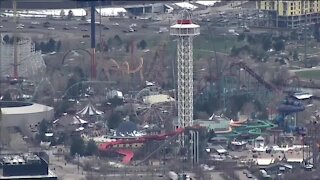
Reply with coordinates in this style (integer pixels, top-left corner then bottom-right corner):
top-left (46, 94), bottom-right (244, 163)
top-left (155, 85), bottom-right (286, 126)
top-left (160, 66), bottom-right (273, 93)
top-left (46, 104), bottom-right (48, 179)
top-left (170, 11), bottom-right (200, 149)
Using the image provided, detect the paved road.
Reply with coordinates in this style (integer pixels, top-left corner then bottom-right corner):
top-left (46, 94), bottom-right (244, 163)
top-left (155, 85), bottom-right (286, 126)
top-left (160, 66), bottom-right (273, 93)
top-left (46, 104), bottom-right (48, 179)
top-left (46, 149), bottom-right (86, 180)
top-left (290, 66), bottom-right (320, 72)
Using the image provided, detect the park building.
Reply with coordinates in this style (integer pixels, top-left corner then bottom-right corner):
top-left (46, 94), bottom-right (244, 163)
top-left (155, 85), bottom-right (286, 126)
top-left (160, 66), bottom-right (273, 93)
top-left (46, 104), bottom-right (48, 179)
top-left (256, 1), bottom-right (320, 28)
top-left (0, 152), bottom-right (57, 180)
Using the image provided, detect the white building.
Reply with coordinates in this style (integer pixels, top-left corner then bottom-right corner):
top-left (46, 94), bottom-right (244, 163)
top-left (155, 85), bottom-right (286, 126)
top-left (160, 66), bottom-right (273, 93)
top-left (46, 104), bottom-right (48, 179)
top-left (3, 9), bottom-right (86, 18)
top-left (0, 33), bottom-right (45, 78)
top-left (1, 102), bottom-right (54, 136)
top-left (96, 8), bottom-right (127, 17)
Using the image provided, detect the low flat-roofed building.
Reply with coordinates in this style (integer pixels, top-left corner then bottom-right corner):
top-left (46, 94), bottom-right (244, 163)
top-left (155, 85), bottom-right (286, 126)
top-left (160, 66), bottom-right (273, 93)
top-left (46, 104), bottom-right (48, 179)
top-left (256, 158), bottom-right (274, 166)
top-left (143, 94), bottom-right (175, 105)
top-left (0, 152), bottom-right (57, 180)
top-left (263, 162), bottom-right (293, 176)
top-left (194, 115), bottom-right (231, 134)
top-left (207, 144), bottom-right (228, 155)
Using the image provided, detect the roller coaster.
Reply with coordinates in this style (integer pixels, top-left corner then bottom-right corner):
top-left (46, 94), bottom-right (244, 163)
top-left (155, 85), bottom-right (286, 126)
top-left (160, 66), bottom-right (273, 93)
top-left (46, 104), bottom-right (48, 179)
top-left (98, 126), bottom-right (200, 164)
top-left (195, 60), bottom-right (281, 111)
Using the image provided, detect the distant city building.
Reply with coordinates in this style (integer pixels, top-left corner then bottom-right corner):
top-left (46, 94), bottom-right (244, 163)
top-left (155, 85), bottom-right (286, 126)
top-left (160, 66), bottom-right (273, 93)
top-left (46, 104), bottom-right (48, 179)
top-left (0, 152), bottom-right (57, 180)
top-left (257, 1), bottom-right (320, 28)
top-left (3, 9), bottom-right (86, 18)
top-left (0, 33), bottom-right (45, 78)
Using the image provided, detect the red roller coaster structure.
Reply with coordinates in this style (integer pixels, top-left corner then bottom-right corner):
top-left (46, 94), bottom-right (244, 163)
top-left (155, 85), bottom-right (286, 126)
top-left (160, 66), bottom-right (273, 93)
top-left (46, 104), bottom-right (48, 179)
top-left (98, 126), bottom-right (199, 164)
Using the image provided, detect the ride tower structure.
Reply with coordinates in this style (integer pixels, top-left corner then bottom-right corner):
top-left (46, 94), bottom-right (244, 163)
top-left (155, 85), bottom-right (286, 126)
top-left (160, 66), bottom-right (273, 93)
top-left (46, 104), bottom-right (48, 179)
top-left (170, 10), bottom-right (200, 161)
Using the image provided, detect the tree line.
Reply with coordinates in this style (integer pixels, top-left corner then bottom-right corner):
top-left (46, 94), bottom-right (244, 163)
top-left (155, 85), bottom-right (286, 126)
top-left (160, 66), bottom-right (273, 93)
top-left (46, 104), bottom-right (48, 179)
top-left (97, 35), bottom-right (147, 53)
top-left (35, 38), bottom-right (62, 54)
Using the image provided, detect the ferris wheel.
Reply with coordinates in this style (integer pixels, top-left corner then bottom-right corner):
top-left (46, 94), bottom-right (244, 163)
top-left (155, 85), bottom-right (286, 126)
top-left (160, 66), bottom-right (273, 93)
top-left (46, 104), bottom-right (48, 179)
top-left (133, 86), bottom-right (176, 129)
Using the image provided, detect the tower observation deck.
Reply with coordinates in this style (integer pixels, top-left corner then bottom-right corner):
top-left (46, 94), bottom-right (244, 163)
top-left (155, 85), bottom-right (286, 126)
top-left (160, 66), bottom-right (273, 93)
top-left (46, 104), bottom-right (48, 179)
top-left (170, 11), bottom-right (200, 147)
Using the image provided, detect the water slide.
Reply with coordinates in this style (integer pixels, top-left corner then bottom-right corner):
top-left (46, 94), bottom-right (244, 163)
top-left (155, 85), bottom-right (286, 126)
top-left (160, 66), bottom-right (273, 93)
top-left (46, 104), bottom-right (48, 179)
top-left (275, 99), bottom-right (305, 131)
top-left (98, 127), bottom-right (190, 164)
top-left (116, 149), bottom-right (134, 164)
top-left (221, 120), bottom-right (277, 139)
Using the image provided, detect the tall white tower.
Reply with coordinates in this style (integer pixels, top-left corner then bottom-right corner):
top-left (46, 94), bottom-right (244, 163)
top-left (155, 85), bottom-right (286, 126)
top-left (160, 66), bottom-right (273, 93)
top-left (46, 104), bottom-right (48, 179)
top-left (170, 11), bottom-right (200, 147)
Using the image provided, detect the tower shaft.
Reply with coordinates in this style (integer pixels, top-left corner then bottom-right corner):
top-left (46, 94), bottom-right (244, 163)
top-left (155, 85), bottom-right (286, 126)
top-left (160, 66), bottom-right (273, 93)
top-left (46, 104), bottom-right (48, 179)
top-left (177, 36), bottom-right (194, 130)
top-left (170, 12), bottom-right (199, 154)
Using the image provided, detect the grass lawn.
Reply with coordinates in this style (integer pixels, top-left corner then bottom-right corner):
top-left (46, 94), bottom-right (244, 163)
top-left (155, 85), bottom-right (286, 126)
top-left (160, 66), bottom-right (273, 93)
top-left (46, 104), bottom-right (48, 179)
top-left (295, 70), bottom-right (320, 80)
top-left (165, 34), bottom-right (245, 60)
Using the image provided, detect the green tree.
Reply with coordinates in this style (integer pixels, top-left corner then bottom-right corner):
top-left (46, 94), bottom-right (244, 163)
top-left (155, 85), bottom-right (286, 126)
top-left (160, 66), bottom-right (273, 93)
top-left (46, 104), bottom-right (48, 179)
top-left (109, 96), bottom-right (123, 108)
top-left (47, 38), bottom-right (56, 52)
top-left (70, 135), bottom-right (85, 156)
top-left (67, 10), bottom-right (74, 20)
top-left (237, 33), bottom-right (245, 41)
top-left (2, 35), bottom-right (9, 44)
top-left (108, 112), bottom-right (122, 129)
top-left (113, 35), bottom-right (122, 47)
top-left (56, 41), bottom-right (62, 52)
top-left (290, 30), bottom-right (298, 40)
top-left (2, 92), bottom-right (12, 101)
top-left (40, 42), bottom-right (47, 53)
top-left (138, 40), bottom-right (147, 49)
top-left (262, 36), bottom-right (272, 51)
top-left (293, 51), bottom-right (299, 61)
top-left (247, 34), bottom-right (256, 44)
top-left (35, 119), bottom-right (49, 142)
top-left (85, 139), bottom-right (98, 156)
top-left (273, 39), bottom-right (285, 51)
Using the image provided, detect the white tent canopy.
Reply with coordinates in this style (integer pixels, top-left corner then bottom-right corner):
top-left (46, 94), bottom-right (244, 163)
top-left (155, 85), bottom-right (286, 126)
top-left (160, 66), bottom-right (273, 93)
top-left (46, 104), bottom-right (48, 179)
top-left (71, 116), bottom-right (88, 125)
top-left (77, 102), bottom-right (104, 116)
top-left (54, 115), bottom-right (88, 126)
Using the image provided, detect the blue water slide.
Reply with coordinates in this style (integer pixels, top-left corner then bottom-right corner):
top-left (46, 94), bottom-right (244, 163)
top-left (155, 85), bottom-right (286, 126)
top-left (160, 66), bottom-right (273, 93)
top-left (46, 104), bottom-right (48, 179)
top-left (276, 100), bottom-right (305, 131)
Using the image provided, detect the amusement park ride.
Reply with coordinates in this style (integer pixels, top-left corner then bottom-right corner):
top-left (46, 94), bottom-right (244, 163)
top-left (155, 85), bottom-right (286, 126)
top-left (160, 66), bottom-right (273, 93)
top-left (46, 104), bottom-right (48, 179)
top-left (98, 9), bottom-right (202, 165)
top-left (3, 0), bottom-right (317, 168)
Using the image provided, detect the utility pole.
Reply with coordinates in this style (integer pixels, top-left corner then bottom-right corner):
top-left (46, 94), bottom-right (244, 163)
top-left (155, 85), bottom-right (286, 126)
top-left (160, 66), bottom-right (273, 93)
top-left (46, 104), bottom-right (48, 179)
top-left (90, 1), bottom-right (96, 80)
top-left (304, 5), bottom-right (308, 67)
top-left (99, 0), bottom-right (102, 52)
top-left (13, 0), bottom-right (18, 79)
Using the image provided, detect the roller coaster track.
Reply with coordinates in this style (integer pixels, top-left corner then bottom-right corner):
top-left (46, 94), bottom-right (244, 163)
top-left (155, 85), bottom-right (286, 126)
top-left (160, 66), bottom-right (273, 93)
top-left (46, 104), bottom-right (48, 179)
top-left (106, 58), bottom-right (143, 74)
top-left (134, 132), bottom-right (179, 166)
top-left (230, 61), bottom-right (279, 93)
top-left (99, 126), bottom-right (200, 164)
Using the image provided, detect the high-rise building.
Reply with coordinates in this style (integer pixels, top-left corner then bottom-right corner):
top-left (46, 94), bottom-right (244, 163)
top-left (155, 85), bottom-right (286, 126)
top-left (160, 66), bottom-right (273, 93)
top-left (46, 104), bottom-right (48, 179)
top-left (257, 1), bottom-right (320, 28)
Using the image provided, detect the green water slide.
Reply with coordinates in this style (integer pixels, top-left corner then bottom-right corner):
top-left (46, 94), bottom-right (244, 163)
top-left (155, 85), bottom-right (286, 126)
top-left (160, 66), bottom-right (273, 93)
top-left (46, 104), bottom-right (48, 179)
top-left (219, 120), bottom-right (278, 139)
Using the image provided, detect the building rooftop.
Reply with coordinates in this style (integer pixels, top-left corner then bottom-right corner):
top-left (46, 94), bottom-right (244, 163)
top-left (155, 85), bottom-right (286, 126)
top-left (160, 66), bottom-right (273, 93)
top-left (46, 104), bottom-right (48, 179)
top-left (0, 153), bottom-right (41, 166)
top-left (143, 94), bottom-right (175, 105)
top-left (0, 170), bottom-right (57, 180)
top-left (0, 152), bottom-right (55, 179)
top-left (195, 116), bottom-right (231, 132)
